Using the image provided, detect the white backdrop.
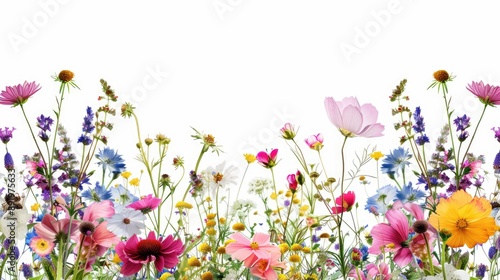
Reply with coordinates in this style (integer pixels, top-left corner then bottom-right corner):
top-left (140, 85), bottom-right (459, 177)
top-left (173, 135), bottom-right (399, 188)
top-left (1, 0), bottom-right (500, 278)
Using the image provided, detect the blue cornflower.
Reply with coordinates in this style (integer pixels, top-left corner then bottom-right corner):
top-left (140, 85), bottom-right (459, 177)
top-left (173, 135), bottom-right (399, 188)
top-left (81, 182), bottom-right (112, 202)
top-left (96, 147), bottom-right (126, 176)
top-left (365, 185), bottom-right (398, 215)
top-left (0, 127), bottom-right (15, 144)
top-left (359, 245), bottom-right (369, 261)
top-left (381, 147), bottom-right (412, 178)
top-left (25, 230), bottom-right (37, 247)
top-left (110, 184), bottom-right (138, 205)
top-left (396, 182), bottom-right (426, 204)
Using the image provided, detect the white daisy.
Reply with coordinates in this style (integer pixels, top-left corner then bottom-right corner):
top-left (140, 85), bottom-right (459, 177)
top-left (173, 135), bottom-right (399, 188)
top-left (106, 206), bottom-right (146, 238)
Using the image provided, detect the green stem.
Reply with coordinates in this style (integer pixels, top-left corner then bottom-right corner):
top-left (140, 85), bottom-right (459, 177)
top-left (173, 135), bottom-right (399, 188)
top-left (56, 242), bottom-right (64, 280)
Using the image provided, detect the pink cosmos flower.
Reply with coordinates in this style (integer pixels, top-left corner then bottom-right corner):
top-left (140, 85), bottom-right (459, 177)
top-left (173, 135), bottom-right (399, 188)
top-left (324, 96), bottom-right (384, 138)
top-left (280, 123), bottom-right (297, 140)
top-left (331, 191), bottom-right (356, 214)
top-left (304, 133), bottom-right (324, 150)
top-left (127, 194), bottom-right (161, 214)
top-left (369, 209), bottom-right (413, 267)
top-left (466, 81), bottom-right (500, 106)
top-left (34, 214), bottom-right (80, 243)
top-left (348, 262), bottom-right (392, 280)
top-left (0, 81), bottom-right (41, 106)
top-left (225, 232), bottom-right (281, 268)
top-left (286, 170), bottom-right (303, 192)
top-left (115, 231), bottom-right (184, 276)
top-left (249, 250), bottom-right (286, 280)
top-left (256, 149), bottom-right (279, 168)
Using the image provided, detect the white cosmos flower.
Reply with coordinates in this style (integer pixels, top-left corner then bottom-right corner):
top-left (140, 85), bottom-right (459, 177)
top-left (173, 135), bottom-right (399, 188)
top-left (106, 206), bottom-right (146, 238)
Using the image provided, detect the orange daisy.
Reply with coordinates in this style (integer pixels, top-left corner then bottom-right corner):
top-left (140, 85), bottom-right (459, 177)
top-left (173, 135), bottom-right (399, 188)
top-left (429, 190), bottom-right (497, 248)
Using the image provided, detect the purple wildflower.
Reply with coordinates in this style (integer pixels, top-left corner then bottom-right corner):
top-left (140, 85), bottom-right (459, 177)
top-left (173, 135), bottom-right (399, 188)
top-left (0, 127), bottom-right (15, 144)
top-left (493, 127), bottom-right (500, 142)
top-left (4, 152), bottom-right (14, 170)
top-left (476, 264), bottom-right (486, 278)
top-left (36, 114), bottom-right (54, 131)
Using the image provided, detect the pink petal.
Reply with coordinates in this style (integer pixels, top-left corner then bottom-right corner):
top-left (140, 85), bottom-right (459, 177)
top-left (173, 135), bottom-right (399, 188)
top-left (394, 248), bottom-right (413, 267)
top-left (341, 105), bottom-right (363, 134)
top-left (358, 123), bottom-right (384, 138)
top-left (385, 210), bottom-right (409, 242)
top-left (369, 224), bottom-right (400, 254)
top-left (324, 97), bottom-right (343, 128)
top-left (252, 232), bottom-right (271, 245)
top-left (359, 103), bottom-right (379, 126)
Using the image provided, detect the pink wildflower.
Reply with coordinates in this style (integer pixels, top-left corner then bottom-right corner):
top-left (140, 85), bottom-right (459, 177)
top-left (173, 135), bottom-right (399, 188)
top-left (34, 214), bottom-right (80, 243)
top-left (115, 231), bottom-right (184, 276)
top-left (324, 96), bottom-right (384, 138)
top-left (0, 81), bottom-right (41, 106)
top-left (127, 194), bottom-right (161, 214)
top-left (304, 133), bottom-right (324, 150)
top-left (249, 250), bottom-right (286, 280)
top-left (256, 149), bottom-right (279, 168)
top-left (466, 80), bottom-right (500, 106)
top-left (331, 191), bottom-right (356, 214)
top-left (225, 232), bottom-right (281, 268)
top-left (369, 209), bottom-right (413, 267)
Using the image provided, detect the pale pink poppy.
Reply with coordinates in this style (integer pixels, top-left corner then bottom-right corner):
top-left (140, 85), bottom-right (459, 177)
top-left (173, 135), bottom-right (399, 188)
top-left (324, 96), bottom-right (384, 138)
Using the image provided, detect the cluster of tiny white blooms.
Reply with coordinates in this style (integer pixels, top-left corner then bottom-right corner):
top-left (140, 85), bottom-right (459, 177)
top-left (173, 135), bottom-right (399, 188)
top-left (247, 177), bottom-right (273, 195)
top-left (229, 199), bottom-right (256, 220)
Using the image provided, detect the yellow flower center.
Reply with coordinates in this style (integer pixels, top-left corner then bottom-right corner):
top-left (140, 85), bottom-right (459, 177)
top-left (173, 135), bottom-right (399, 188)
top-left (250, 242), bottom-right (259, 250)
top-left (36, 239), bottom-right (48, 250)
top-left (339, 128), bottom-right (354, 137)
top-left (456, 218), bottom-right (468, 229)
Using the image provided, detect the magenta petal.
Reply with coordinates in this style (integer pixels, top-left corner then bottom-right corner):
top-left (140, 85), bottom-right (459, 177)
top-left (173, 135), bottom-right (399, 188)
top-left (385, 210), bottom-right (409, 241)
top-left (120, 260), bottom-right (143, 276)
top-left (369, 224), bottom-right (400, 254)
top-left (394, 248), bottom-right (413, 267)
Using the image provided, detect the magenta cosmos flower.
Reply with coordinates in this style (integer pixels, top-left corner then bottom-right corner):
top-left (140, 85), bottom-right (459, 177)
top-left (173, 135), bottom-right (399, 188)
top-left (0, 81), bottom-right (41, 106)
top-left (115, 231), bottom-right (184, 276)
top-left (225, 232), bottom-right (281, 268)
top-left (331, 191), bottom-right (356, 214)
top-left (467, 81), bottom-right (500, 106)
top-left (256, 149), bottom-right (279, 168)
top-left (369, 209), bottom-right (413, 267)
top-left (249, 250), bottom-right (286, 280)
top-left (127, 194), bottom-right (161, 214)
top-left (324, 96), bottom-right (384, 138)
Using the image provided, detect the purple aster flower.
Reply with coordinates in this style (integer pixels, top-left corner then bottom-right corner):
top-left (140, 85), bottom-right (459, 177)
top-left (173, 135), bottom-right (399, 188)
top-left (0, 127), bottom-right (15, 144)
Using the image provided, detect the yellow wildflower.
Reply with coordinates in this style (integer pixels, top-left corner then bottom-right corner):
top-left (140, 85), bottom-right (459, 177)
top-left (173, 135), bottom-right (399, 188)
top-left (243, 153), bottom-right (256, 164)
top-left (370, 151), bottom-right (384, 161)
top-left (175, 201), bottom-right (193, 209)
top-left (121, 171), bottom-right (132, 179)
top-left (129, 177), bottom-right (140, 187)
top-left (198, 243), bottom-right (211, 254)
top-left (31, 203), bottom-right (40, 212)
